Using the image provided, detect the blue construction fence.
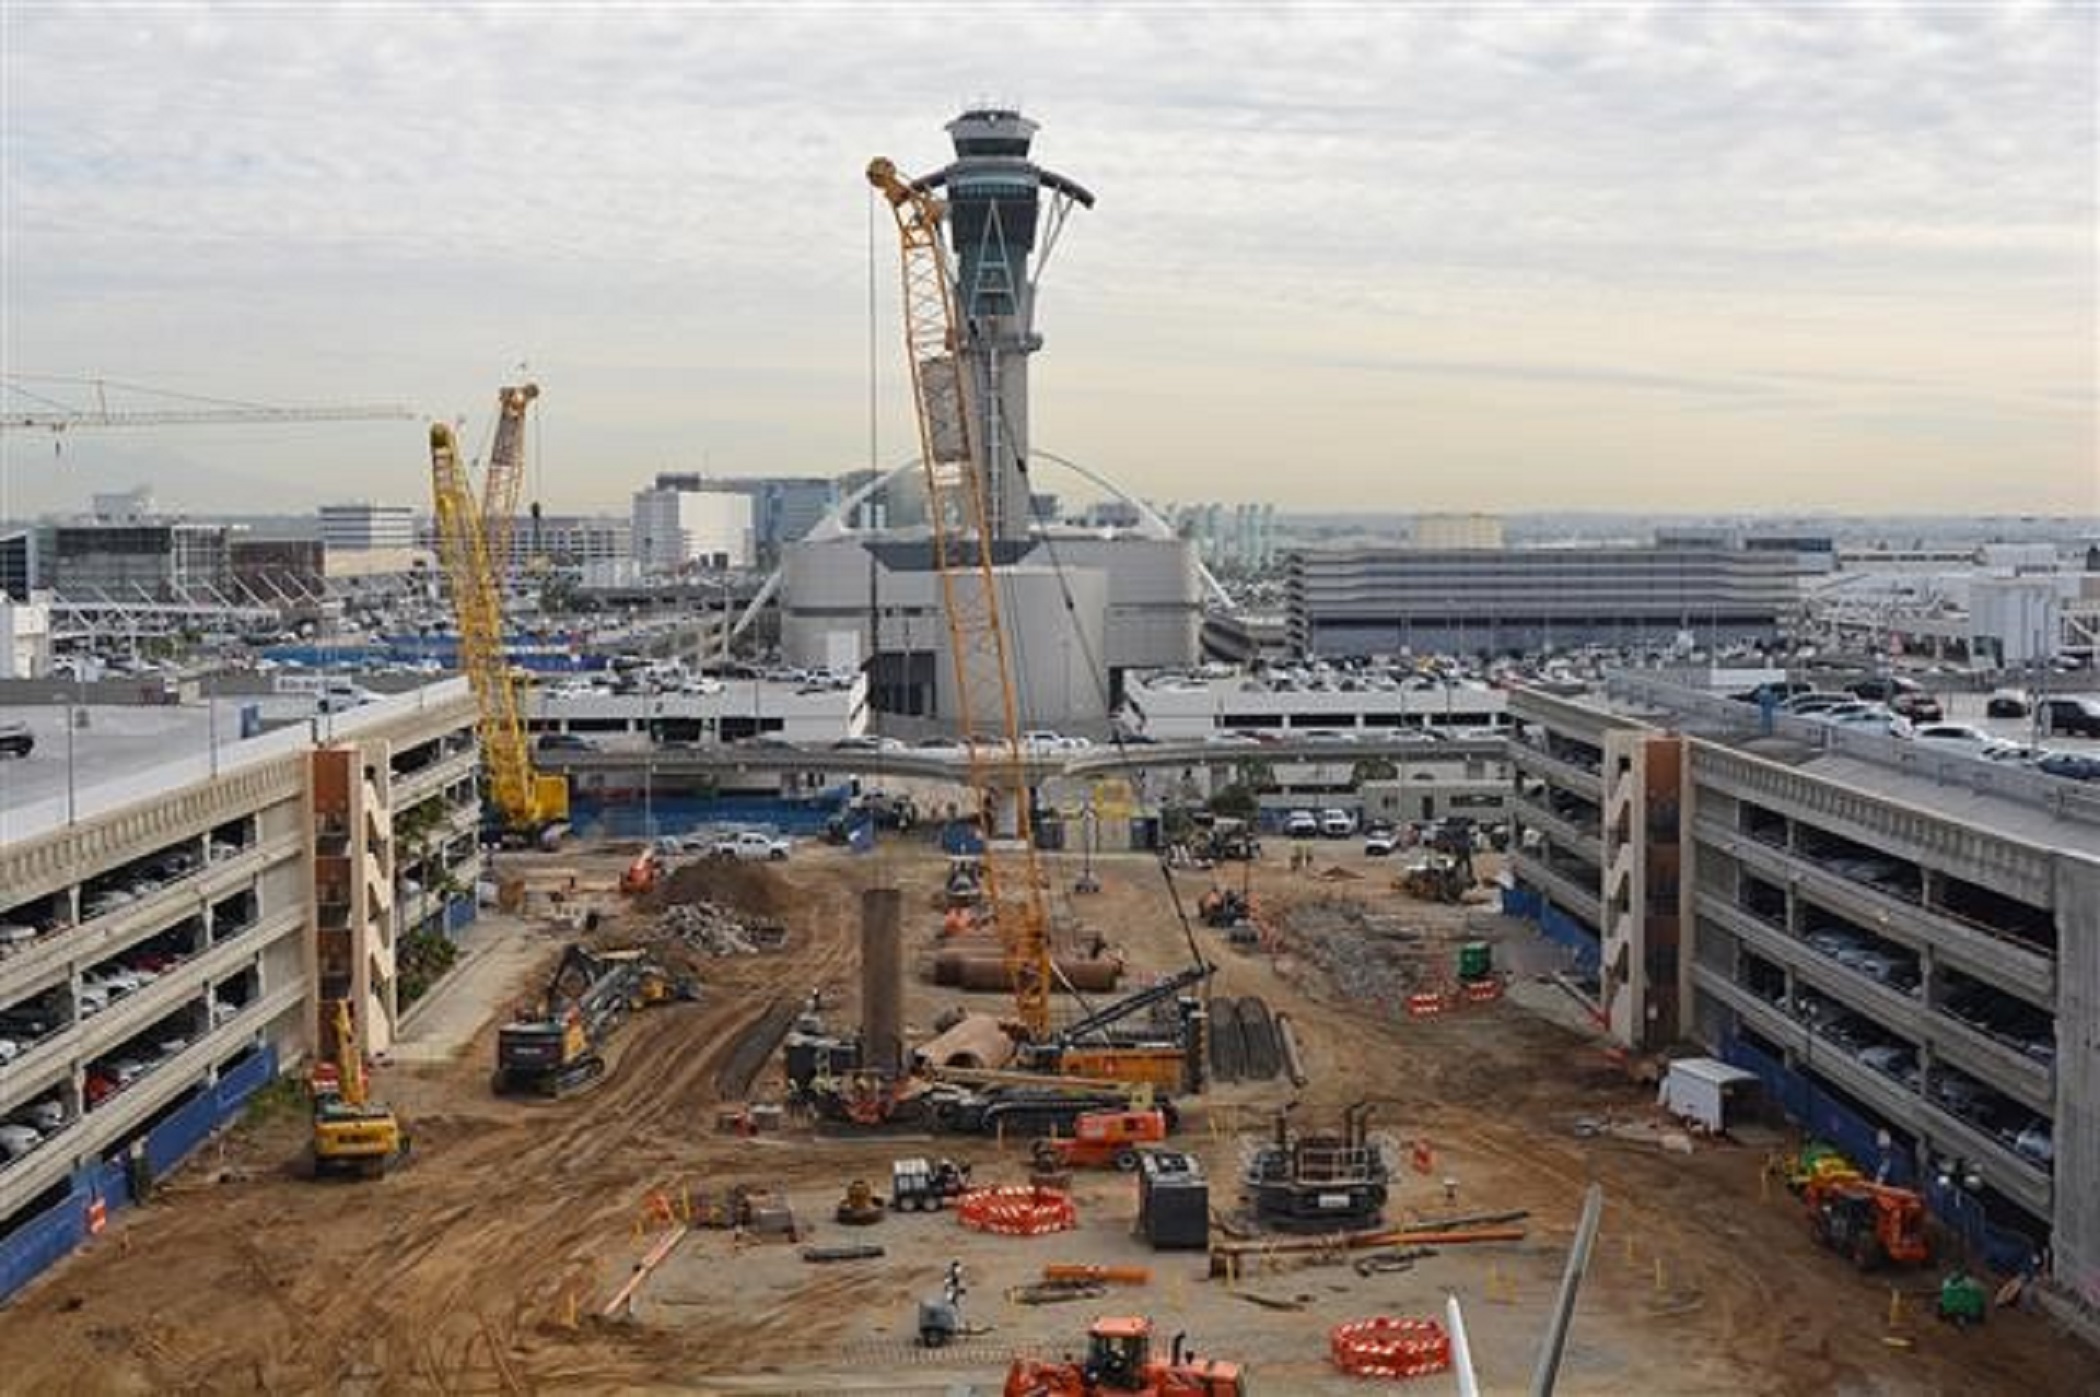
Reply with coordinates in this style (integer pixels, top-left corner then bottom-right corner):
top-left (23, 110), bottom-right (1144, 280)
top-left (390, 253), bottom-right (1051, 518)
top-left (1722, 1034), bottom-right (2041, 1276)
top-left (0, 1045), bottom-right (278, 1305)
top-left (567, 788), bottom-right (853, 840)
top-left (1500, 885), bottom-right (1603, 976)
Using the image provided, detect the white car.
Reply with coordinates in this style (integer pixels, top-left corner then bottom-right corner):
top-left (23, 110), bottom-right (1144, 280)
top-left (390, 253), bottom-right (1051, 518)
top-left (87, 967), bottom-right (147, 999)
top-left (1283, 810), bottom-right (1320, 838)
top-left (1910, 724), bottom-right (2005, 754)
top-left (711, 830), bottom-right (792, 862)
top-left (1299, 729), bottom-right (1359, 745)
top-left (1318, 808), bottom-right (1356, 838)
top-left (1203, 731), bottom-right (1261, 748)
top-left (13, 1099), bottom-right (66, 1133)
top-left (0, 1123), bottom-right (42, 1162)
top-left (1363, 826), bottom-right (1401, 857)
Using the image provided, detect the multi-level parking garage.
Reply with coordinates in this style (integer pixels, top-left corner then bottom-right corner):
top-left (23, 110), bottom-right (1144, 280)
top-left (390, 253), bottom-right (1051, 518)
top-left (1504, 675), bottom-right (2099, 1318)
top-left (0, 681), bottom-right (479, 1298)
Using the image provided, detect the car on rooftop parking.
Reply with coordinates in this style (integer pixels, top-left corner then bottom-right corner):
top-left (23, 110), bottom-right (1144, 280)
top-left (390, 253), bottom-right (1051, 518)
top-left (0, 721), bottom-right (33, 758)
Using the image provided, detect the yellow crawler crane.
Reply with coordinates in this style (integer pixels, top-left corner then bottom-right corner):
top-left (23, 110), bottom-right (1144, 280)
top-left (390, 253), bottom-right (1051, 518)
top-left (867, 157), bottom-right (1053, 1037)
top-left (428, 384), bottom-right (568, 839)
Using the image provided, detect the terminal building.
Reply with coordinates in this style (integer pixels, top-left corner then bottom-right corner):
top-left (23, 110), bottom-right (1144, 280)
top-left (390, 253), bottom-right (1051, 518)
top-left (1285, 541), bottom-right (1798, 657)
top-left (0, 681), bottom-right (482, 1300)
top-left (1503, 675), bottom-right (2098, 1317)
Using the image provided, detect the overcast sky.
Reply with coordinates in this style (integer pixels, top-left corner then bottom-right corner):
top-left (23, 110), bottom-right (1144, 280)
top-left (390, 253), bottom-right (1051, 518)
top-left (2, 1), bottom-right (2094, 520)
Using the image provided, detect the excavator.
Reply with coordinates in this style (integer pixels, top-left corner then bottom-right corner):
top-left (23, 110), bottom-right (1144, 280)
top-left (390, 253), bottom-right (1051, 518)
top-left (494, 945), bottom-right (697, 1095)
top-left (1400, 820), bottom-right (1479, 904)
top-left (1803, 1169), bottom-right (1931, 1270)
top-left (1004, 1316), bottom-right (1245, 1396)
top-left (310, 999), bottom-right (408, 1179)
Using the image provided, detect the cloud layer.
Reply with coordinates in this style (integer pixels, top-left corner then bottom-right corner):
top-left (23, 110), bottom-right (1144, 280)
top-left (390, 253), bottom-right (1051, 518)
top-left (3, 2), bottom-right (2093, 517)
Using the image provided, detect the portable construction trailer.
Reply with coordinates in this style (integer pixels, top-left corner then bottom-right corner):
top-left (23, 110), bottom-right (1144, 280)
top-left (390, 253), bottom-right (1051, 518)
top-left (1657, 1057), bottom-right (1759, 1134)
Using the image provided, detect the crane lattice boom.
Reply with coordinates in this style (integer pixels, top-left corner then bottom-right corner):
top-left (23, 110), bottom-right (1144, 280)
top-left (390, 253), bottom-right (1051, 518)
top-left (478, 383), bottom-right (540, 574)
top-left (428, 385), bottom-right (566, 834)
top-left (869, 156), bottom-right (1053, 1036)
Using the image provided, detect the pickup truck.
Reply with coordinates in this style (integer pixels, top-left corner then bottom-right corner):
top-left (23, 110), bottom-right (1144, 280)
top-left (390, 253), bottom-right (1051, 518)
top-left (711, 830), bottom-right (792, 862)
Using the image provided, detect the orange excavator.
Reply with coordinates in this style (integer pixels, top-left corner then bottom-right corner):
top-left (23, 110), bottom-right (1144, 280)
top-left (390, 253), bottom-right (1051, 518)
top-left (620, 847), bottom-right (662, 896)
top-left (1005, 1316), bottom-right (1244, 1396)
top-left (1802, 1171), bottom-right (1930, 1270)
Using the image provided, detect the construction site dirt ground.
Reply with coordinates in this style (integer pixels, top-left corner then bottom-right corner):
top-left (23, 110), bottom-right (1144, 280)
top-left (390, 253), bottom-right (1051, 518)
top-left (2, 838), bottom-right (2094, 1396)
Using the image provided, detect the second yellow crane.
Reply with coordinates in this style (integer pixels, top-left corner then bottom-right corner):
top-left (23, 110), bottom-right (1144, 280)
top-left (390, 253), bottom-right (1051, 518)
top-left (428, 384), bottom-right (568, 840)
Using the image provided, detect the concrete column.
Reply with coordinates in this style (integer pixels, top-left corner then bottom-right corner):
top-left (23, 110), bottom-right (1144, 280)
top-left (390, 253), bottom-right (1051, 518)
top-left (859, 887), bottom-right (905, 1078)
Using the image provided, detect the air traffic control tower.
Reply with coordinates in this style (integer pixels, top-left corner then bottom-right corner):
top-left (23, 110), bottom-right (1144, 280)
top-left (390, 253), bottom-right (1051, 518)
top-left (913, 108), bottom-right (1094, 541)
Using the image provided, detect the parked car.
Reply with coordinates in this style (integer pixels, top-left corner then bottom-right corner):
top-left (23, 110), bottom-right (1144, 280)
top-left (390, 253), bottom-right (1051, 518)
top-left (0, 1123), bottom-right (41, 1162)
top-left (1317, 808), bottom-right (1356, 838)
top-left (12, 1098), bottom-right (66, 1133)
top-left (830, 734), bottom-right (905, 753)
top-left (1363, 825), bottom-right (1401, 857)
top-left (0, 721), bottom-right (33, 759)
top-left (1932, 1073), bottom-right (1987, 1117)
top-left (2013, 1121), bottom-right (2054, 1167)
top-left (1298, 728), bottom-right (1360, 745)
top-left (711, 830), bottom-right (791, 862)
top-left (1826, 708), bottom-right (1911, 737)
top-left (0, 923), bottom-right (37, 957)
top-left (81, 888), bottom-right (137, 919)
top-left (1985, 691), bottom-right (2031, 719)
top-left (1848, 676), bottom-right (1922, 703)
top-left (535, 733), bottom-right (597, 754)
top-left (2038, 696), bottom-right (2100, 737)
top-left (1984, 743), bottom-right (2047, 764)
top-left (1889, 692), bottom-right (1943, 723)
top-left (1282, 810), bottom-right (1320, 839)
top-left (83, 968), bottom-right (144, 1000)
top-left (1910, 724), bottom-right (2005, 754)
top-left (1858, 1044), bottom-right (1916, 1080)
top-left (2036, 751), bottom-right (2100, 782)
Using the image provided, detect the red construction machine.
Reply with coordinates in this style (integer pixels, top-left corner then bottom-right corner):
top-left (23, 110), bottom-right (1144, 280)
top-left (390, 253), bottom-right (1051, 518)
top-left (1004, 1316), bottom-right (1245, 1396)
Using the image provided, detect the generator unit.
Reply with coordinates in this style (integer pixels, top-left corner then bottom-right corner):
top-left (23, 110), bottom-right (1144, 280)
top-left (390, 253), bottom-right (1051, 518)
top-left (1138, 1150), bottom-right (1211, 1250)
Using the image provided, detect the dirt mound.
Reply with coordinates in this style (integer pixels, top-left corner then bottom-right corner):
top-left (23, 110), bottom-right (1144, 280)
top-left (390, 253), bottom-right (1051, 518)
top-left (648, 859), bottom-right (789, 918)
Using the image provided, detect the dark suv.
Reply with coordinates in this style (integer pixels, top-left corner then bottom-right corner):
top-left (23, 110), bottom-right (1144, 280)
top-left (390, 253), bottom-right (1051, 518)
top-left (2038, 697), bottom-right (2100, 738)
top-left (1848, 676), bottom-right (1921, 703)
top-left (0, 721), bottom-right (32, 758)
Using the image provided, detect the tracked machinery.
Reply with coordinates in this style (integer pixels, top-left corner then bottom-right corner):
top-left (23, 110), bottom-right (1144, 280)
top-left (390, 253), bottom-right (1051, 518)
top-left (494, 945), bottom-right (697, 1096)
top-left (1004, 1315), bottom-right (1245, 1396)
top-left (428, 383), bottom-right (569, 846)
top-left (310, 999), bottom-right (408, 1179)
top-left (865, 156), bottom-right (1210, 1098)
top-left (1802, 1169), bottom-right (1931, 1271)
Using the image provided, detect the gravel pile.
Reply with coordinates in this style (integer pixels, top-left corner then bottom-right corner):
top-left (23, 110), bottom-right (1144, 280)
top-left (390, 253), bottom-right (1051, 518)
top-left (648, 899), bottom-right (788, 957)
